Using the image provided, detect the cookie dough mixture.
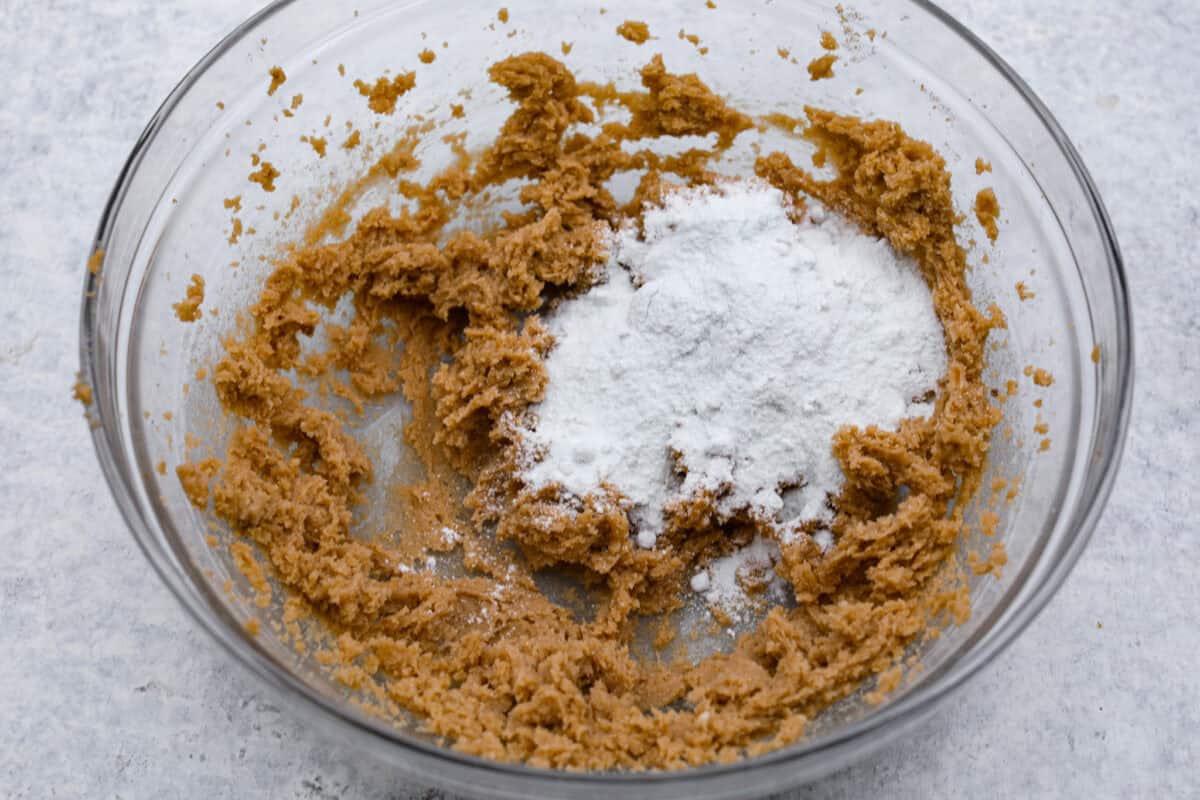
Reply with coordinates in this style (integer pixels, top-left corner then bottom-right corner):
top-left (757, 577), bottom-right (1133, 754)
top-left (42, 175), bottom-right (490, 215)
top-left (195, 52), bottom-right (1002, 770)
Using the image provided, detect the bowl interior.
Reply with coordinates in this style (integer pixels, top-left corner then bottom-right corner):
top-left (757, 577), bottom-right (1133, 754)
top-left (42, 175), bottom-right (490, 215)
top-left (84, 0), bottom-right (1126, 794)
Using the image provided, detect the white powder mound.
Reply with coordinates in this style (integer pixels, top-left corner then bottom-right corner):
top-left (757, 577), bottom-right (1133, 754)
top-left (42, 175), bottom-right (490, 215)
top-left (519, 179), bottom-right (946, 548)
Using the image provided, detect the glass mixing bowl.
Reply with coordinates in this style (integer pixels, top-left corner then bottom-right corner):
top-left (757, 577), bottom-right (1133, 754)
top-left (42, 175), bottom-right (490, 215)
top-left (79, 0), bottom-right (1133, 796)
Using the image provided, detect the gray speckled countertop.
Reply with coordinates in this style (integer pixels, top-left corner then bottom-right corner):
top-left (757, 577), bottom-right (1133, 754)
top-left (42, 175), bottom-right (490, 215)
top-left (1, 0), bottom-right (1196, 797)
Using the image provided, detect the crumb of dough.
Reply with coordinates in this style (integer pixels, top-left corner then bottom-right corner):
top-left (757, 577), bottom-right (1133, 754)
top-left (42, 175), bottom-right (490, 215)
top-left (156, 461), bottom-right (167, 476)
top-left (1038, 438), bottom-right (1052, 452)
top-left (302, 136), bottom-right (328, 157)
top-left (173, 274), bottom-right (206, 322)
top-left (820, 31), bottom-right (839, 50)
top-left (497, 7), bottom-right (509, 22)
top-left (1034, 421), bottom-right (1049, 435)
top-left (980, 511), bottom-right (999, 536)
top-left (337, 63), bottom-right (346, 76)
top-left (86, 249), bottom-right (104, 276)
top-left (228, 217), bottom-right (243, 245)
top-left (231, 541), bottom-right (272, 608)
top-left (617, 20), bottom-right (651, 43)
top-left (975, 157), bottom-right (992, 174)
top-left (419, 48), bottom-right (436, 64)
top-left (249, 161), bottom-right (280, 192)
top-left (975, 187), bottom-right (1000, 242)
top-left (342, 129), bottom-right (362, 149)
top-left (72, 377), bottom-right (93, 407)
top-left (777, 46), bottom-right (790, 59)
top-left (1016, 282), bottom-right (1035, 301)
top-left (653, 623), bottom-right (676, 651)
top-left (199, 53), bottom-right (1001, 771)
top-left (245, 618), bottom-right (261, 636)
top-left (267, 66), bottom-right (287, 96)
top-left (807, 53), bottom-right (838, 80)
top-left (1091, 344), bottom-right (1101, 363)
top-left (560, 41), bottom-right (573, 55)
top-left (449, 103), bottom-right (465, 118)
top-left (865, 664), bottom-right (903, 705)
top-left (707, 0), bottom-right (717, 6)
top-left (968, 542), bottom-right (1007, 577)
top-left (354, 72), bottom-right (417, 115)
top-left (176, 458), bottom-right (220, 507)
top-left (1024, 365), bottom-right (1054, 386)
top-left (224, 195), bottom-right (242, 212)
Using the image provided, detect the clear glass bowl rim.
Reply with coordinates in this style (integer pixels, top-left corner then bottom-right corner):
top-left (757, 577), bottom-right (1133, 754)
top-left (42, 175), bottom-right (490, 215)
top-left (79, 0), bottom-right (1135, 789)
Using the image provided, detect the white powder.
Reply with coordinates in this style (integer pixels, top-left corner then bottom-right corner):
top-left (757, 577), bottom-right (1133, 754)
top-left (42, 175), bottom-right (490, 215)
top-left (519, 179), bottom-right (946, 549)
top-left (693, 535), bottom-right (785, 622)
top-left (812, 528), bottom-right (835, 554)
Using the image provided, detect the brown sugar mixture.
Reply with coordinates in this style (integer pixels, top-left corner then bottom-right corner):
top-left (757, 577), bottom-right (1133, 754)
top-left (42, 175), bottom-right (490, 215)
top-left (975, 187), bottom-right (1001, 242)
top-left (617, 20), bottom-right (651, 44)
top-left (807, 53), bottom-right (838, 80)
top-left (354, 72), bottom-right (417, 115)
top-left (192, 52), bottom-right (1002, 770)
top-left (173, 274), bottom-right (205, 322)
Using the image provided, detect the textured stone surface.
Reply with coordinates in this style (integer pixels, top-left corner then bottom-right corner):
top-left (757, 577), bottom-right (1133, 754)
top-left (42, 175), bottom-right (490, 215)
top-left (1, 0), bottom-right (1196, 797)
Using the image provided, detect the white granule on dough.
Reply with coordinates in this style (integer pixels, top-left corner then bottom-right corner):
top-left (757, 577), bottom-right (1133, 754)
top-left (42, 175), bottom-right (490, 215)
top-left (520, 179), bottom-right (946, 548)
